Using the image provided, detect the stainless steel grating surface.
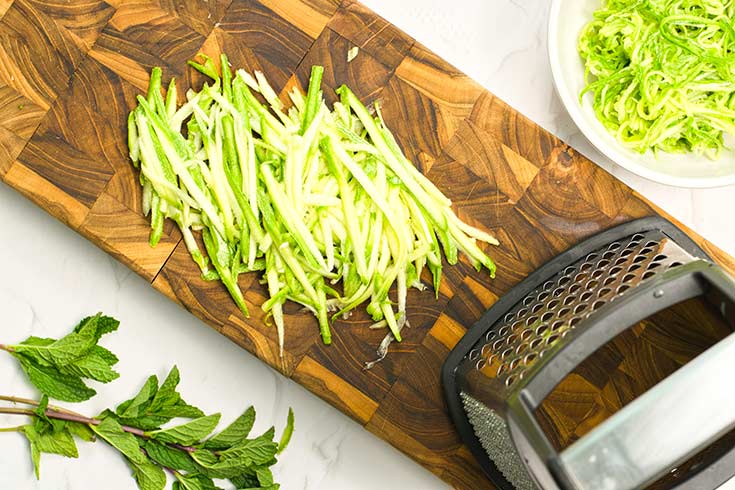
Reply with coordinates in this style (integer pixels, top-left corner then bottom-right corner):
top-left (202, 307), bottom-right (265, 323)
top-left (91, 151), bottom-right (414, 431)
top-left (462, 229), bottom-right (695, 392)
top-left (461, 392), bottom-right (538, 490)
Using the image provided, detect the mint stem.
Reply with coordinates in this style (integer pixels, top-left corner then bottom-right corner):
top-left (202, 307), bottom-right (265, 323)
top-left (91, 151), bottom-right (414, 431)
top-left (0, 395), bottom-right (83, 416)
top-left (0, 344), bottom-right (13, 353)
top-left (0, 426), bottom-right (24, 433)
top-left (0, 404), bottom-right (200, 452)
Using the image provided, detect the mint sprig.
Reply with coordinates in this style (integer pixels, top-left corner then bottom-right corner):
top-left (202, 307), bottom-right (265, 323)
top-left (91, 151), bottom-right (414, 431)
top-left (0, 313), bottom-right (120, 401)
top-left (0, 315), bottom-right (294, 490)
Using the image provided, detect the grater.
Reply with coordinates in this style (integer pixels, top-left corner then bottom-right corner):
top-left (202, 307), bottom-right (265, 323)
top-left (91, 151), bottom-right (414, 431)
top-left (442, 217), bottom-right (735, 490)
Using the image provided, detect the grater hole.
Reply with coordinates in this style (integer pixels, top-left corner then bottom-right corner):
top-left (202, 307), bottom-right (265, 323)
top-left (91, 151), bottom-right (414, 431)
top-left (670, 261), bottom-right (684, 268)
top-left (586, 253), bottom-right (600, 261)
top-left (597, 259), bottom-right (611, 268)
top-left (575, 272), bottom-right (589, 283)
top-left (546, 333), bottom-right (560, 345)
top-left (523, 295), bottom-right (535, 306)
top-left (520, 328), bottom-right (533, 340)
top-left (622, 273), bottom-right (636, 284)
top-left (569, 283), bottom-right (582, 294)
top-left (485, 330), bottom-right (497, 342)
top-left (564, 266), bottom-right (576, 275)
top-left (493, 339), bottom-right (505, 350)
top-left (469, 349), bottom-right (480, 361)
top-left (617, 284), bottom-right (632, 294)
top-left (561, 329), bottom-right (572, 338)
top-left (574, 303), bottom-right (588, 315)
top-left (526, 315), bottom-right (540, 327)
top-left (497, 363), bottom-right (506, 376)
top-left (558, 276), bottom-right (571, 286)
top-left (563, 295), bottom-right (577, 306)
top-left (591, 269), bottom-right (604, 279)
top-left (653, 254), bottom-right (668, 262)
top-left (607, 242), bottom-right (621, 251)
top-left (614, 257), bottom-right (628, 266)
top-left (644, 240), bottom-right (658, 248)
top-left (551, 319), bottom-right (565, 331)
top-left (548, 299), bottom-right (561, 310)
top-left (598, 287), bottom-right (612, 297)
top-left (504, 313), bottom-right (515, 323)
top-left (552, 286), bottom-right (565, 298)
top-left (505, 375), bottom-right (517, 387)
top-left (610, 265), bottom-right (624, 275)
top-left (538, 291), bottom-right (550, 301)
top-left (481, 343), bottom-right (493, 356)
top-left (558, 307), bottom-right (572, 318)
top-left (627, 264), bottom-right (642, 273)
top-left (592, 300), bottom-right (606, 311)
top-left (536, 324), bottom-right (549, 336)
top-left (501, 347), bottom-right (514, 360)
top-left (499, 325), bottom-right (510, 337)
top-left (580, 291), bottom-right (593, 302)
top-left (587, 279), bottom-right (600, 289)
top-left (516, 342), bottom-right (529, 354)
top-left (531, 302), bottom-right (545, 314)
top-left (633, 254), bottom-right (647, 264)
top-left (602, 250), bottom-right (616, 260)
top-left (642, 270), bottom-right (657, 280)
top-left (506, 334), bottom-right (518, 345)
top-left (632, 233), bottom-right (645, 241)
top-left (516, 308), bottom-right (529, 319)
top-left (524, 353), bottom-right (538, 364)
top-left (580, 262), bottom-right (593, 272)
top-left (541, 311), bottom-right (554, 322)
top-left (640, 247), bottom-right (655, 255)
top-left (603, 276), bottom-right (617, 287)
top-left (569, 316), bottom-right (582, 327)
top-left (647, 262), bottom-right (662, 271)
top-left (530, 338), bottom-right (543, 351)
top-left (543, 280), bottom-right (555, 290)
top-left (509, 358), bottom-right (521, 371)
top-left (620, 249), bottom-right (634, 258)
top-left (476, 358), bottom-right (486, 370)
top-left (511, 320), bottom-right (523, 332)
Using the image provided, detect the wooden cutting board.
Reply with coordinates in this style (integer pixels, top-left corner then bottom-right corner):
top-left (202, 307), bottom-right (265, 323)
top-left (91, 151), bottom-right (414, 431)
top-left (1, 1), bottom-right (734, 488)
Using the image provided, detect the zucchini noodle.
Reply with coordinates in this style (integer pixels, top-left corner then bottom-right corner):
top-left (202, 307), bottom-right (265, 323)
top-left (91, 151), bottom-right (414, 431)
top-left (578, 0), bottom-right (735, 157)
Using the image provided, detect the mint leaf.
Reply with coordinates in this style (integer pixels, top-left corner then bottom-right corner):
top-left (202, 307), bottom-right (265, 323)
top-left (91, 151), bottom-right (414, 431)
top-left (219, 432), bottom-right (278, 467)
top-left (229, 473), bottom-right (259, 488)
top-left (116, 375), bottom-right (158, 418)
top-left (148, 414), bottom-right (221, 445)
top-left (59, 347), bottom-right (120, 383)
top-left (204, 406), bottom-right (255, 450)
top-left (14, 314), bottom-right (103, 366)
top-left (16, 355), bottom-right (96, 402)
top-left (148, 366), bottom-right (205, 419)
top-left (142, 440), bottom-right (198, 472)
top-left (277, 409), bottom-right (294, 454)
top-left (256, 467), bottom-right (274, 486)
top-left (175, 473), bottom-right (222, 490)
top-left (66, 421), bottom-right (95, 442)
top-left (91, 418), bottom-right (146, 464)
top-left (191, 449), bottom-right (218, 467)
top-left (22, 422), bottom-right (79, 478)
top-left (130, 460), bottom-right (166, 490)
top-left (75, 314), bottom-right (119, 338)
top-left (34, 395), bottom-right (51, 425)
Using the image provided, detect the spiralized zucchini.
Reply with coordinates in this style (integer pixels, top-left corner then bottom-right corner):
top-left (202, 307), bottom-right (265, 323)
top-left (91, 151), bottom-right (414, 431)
top-left (578, 0), bottom-right (735, 157)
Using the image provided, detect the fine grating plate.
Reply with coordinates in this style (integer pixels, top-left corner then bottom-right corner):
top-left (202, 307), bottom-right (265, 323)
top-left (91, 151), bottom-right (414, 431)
top-left (548, 0), bottom-right (735, 188)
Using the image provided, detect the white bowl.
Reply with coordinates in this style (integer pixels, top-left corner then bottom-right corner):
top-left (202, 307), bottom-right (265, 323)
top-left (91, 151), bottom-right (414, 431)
top-left (548, 0), bottom-right (735, 188)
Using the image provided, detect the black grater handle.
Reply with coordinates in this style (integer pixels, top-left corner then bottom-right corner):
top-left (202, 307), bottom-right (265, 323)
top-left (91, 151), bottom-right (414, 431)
top-left (505, 260), bottom-right (735, 490)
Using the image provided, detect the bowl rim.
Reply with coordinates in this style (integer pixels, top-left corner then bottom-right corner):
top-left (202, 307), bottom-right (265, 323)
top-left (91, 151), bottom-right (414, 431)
top-left (547, 0), bottom-right (735, 189)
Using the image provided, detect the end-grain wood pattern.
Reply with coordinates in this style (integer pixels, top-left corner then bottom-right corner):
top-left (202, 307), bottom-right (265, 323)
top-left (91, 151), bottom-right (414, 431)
top-left (1, 2), bottom-right (734, 489)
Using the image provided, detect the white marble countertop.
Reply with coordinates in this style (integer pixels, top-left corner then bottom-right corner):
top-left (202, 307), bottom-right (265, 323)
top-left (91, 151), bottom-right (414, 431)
top-left (1, 1), bottom-right (733, 489)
